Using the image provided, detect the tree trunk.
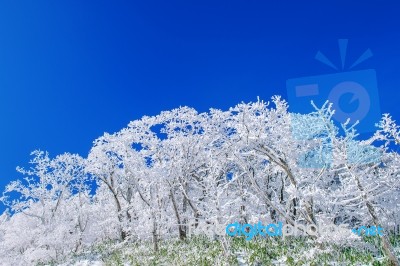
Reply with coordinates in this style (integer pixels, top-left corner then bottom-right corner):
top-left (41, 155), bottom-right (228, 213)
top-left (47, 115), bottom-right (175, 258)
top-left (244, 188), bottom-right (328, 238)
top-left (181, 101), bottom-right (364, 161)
top-left (350, 166), bottom-right (399, 266)
top-left (170, 188), bottom-right (186, 240)
top-left (152, 216), bottom-right (159, 252)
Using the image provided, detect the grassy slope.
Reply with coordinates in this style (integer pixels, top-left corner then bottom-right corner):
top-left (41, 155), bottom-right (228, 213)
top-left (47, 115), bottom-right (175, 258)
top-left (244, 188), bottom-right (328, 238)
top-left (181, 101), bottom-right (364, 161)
top-left (53, 235), bottom-right (400, 266)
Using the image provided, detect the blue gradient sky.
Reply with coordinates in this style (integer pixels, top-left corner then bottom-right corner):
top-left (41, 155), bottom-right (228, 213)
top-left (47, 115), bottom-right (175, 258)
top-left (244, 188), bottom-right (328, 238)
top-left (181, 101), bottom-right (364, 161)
top-left (1, 1), bottom-right (400, 212)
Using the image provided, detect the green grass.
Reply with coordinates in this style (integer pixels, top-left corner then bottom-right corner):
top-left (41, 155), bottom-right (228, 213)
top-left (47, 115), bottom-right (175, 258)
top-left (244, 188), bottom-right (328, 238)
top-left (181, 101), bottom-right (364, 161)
top-left (59, 234), bottom-right (400, 266)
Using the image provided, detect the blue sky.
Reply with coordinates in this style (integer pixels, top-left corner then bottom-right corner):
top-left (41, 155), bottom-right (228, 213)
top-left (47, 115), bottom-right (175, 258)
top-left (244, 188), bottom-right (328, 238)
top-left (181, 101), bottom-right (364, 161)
top-left (0, 1), bottom-right (400, 212)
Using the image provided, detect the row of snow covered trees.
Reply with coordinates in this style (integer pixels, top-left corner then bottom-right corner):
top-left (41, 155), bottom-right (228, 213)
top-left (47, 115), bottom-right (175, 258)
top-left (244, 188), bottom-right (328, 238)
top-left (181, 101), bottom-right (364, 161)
top-left (0, 97), bottom-right (399, 265)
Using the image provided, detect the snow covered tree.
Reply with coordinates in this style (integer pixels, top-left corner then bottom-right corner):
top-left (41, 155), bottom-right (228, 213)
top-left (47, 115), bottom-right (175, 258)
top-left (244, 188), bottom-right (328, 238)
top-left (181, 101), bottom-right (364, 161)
top-left (0, 97), bottom-right (399, 265)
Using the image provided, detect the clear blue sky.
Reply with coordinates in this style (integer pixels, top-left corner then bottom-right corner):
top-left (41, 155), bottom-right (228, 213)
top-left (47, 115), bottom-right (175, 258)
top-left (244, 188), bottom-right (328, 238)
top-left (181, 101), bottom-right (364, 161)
top-left (1, 1), bottom-right (399, 213)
